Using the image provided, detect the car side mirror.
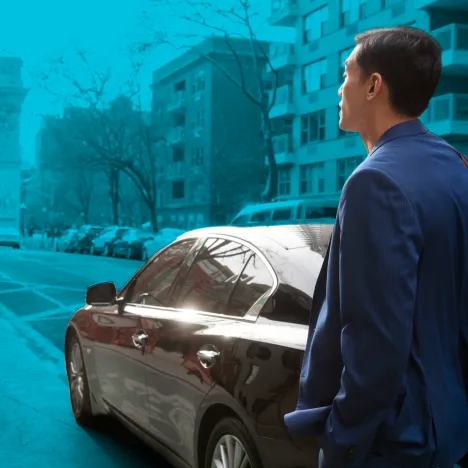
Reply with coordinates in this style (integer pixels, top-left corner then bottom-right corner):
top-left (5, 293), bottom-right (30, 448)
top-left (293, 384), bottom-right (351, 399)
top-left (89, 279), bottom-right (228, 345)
top-left (86, 282), bottom-right (117, 306)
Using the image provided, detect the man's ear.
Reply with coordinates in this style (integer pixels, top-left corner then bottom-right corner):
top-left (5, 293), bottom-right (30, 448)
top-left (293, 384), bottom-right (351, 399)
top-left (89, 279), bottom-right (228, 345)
top-left (367, 73), bottom-right (383, 100)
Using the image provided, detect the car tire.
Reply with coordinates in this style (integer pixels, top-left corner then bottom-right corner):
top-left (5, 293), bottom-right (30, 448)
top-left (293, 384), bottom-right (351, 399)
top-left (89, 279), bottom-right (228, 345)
top-left (65, 334), bottom-right (96, 427)
top-left (204, 417), bottom-right (262, 468)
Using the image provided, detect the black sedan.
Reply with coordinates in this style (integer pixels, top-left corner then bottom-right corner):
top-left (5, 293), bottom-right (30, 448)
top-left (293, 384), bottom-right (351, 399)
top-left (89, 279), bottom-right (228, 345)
top-left (64, 224), bottom-right (330, 468)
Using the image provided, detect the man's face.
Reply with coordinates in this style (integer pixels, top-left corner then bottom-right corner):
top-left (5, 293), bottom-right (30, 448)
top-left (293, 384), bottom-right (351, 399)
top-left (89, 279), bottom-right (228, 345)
top-left (338, 46), bottom-right (369, 133)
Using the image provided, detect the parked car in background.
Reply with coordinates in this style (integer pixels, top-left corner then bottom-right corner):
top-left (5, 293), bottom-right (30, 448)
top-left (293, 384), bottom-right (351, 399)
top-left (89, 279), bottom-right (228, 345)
top-left (230, 199), bottom-right (336, 227)
top-left (65, 224), bottom-right (328, 468)
top-left (90, 226), bottom-right (130, 256)
top-left (142, 228), bottom-right (186, 261)
top-left (112, 228), bottom-right (156, 259)
top-left (0, 227), bottom-right (22, 249)
top-left (69, 225), bottom-right (104, 253)
top-left (56, 228), bottom-right (77, 252)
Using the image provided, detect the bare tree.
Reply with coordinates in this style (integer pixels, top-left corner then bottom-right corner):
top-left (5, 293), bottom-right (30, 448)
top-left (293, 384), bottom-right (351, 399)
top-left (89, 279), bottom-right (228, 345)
top-left (39, 49), bottom-right (165, 231)
top-left (144, 0), bottom-right (279, 201)
top-left (37, 116), bottom-right (99, 224)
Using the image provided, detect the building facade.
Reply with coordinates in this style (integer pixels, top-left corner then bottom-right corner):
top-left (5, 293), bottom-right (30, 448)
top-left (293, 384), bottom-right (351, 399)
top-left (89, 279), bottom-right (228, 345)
top-left (151, 37), bottom-right (269, 230)
top-left (269, 0), bottom-right (468, 207)
top-left (0, 57), bottom-right (27, 233)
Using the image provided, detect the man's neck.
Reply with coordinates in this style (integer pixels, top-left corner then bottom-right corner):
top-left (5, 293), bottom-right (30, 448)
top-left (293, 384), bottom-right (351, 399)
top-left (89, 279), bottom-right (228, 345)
top-left (360, 115), bottom-right (418, 154)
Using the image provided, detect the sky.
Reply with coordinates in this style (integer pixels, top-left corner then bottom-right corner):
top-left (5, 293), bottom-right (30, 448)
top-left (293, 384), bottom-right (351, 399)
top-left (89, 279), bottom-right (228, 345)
top-left (0, 0), bottom-right (295, 165)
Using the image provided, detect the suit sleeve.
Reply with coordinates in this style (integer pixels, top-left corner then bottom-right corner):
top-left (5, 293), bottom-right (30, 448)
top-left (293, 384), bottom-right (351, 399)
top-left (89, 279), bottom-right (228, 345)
top-left (320, 167), bottom-right (424, 466)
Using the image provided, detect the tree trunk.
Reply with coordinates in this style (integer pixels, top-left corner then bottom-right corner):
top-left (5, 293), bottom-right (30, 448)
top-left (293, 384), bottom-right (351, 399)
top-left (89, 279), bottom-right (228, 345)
top-left (261, 111), bottom-right (278, 202)
top-left (108, 168), bottom-right (120, 225)
top-left (147, 198), bottom-right (158, 233)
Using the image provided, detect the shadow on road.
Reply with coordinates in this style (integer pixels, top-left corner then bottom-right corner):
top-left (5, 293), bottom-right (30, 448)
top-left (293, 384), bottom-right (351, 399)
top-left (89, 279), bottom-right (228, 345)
top-left (83, 417), bottom-right (172, 467)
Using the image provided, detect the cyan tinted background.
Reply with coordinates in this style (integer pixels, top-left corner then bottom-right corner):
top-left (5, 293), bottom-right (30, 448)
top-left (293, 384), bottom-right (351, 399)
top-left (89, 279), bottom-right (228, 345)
top-left (0, 0), bottom-right (466, 466)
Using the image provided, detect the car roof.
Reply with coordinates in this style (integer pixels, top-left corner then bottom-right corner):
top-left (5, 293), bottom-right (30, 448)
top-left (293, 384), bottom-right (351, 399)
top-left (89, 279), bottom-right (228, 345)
top-left (178, 224), bottom-right (333, 251)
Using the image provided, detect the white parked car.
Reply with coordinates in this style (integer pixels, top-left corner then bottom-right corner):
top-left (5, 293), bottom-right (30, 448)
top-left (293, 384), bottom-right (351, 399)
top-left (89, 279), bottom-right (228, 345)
top-left (141, 228), bottom-right (186, 261)
top-left (56, 229), bottom-right (78, 252)
top-left (0, 227), bottom-right (21, 248)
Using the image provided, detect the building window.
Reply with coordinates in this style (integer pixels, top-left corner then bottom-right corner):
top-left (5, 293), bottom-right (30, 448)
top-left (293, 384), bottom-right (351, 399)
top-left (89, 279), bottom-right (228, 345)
top-left (301, 110), bottom-right (326, 145)
top-left (341, 0), bottom-right (352, 26)
top-left (192, 71), bottom-right (206, 93)
top-left (190, 182), bottom-right (206, 203)
top-left (303, 59), bottom-right (327, 94)
top-left (192, 146), bottom-right (204, 166)
top-left (337, 156), bottom-right (363, 190)
top-left (174, 80), bottom-right (186, 92)
top-left (174, 113), bottom-right (185, 127)
top-left (278, 168), bottom-right (291, 195)
top-left (173, 147), bottom-right (184, 163)
top-left (193, 108), bottom-right (205, 130)
top-left (341, 0), bottom-right (367, 25)
top-left (300, 163), bottom-right (325, 194)
top-left (339, 47), bottom-right (354, 80)
top-left (303, 5), bottom-right (329, 44)
top-left (172, 180), bottom-right (185, 199)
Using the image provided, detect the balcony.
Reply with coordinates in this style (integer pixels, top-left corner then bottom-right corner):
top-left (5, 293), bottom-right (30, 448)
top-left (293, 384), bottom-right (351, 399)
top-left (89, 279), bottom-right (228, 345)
top-left (169, 126), bottom-right (185, 145)
top-left (167, 91), bottom-right (186, 113)
top-left (415, 0), bottom-right (468, 11)
top-left (269, 85), bottom-right (295, 119)
top-left (269, 43), bottom-right (295, 71)
top-left (432, 24), bottom-right (468, 75)
top-left (266, 134), bottom-right (295, 166)
top-left (421, 94), bottom-right (468, 136)
top-left (270, 0), bottom-right (297, 27)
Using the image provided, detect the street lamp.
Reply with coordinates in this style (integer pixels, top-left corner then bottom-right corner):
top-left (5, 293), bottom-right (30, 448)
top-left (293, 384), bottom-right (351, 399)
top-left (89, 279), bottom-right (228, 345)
top-left (20, 202), bottom-right (27, 236)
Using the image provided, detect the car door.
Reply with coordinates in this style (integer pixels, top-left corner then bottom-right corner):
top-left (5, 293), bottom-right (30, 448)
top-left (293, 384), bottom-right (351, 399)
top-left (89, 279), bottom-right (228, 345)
top-left (118, 237), bottom-right (200, 440)
top-left (91, 304), bottom-right (150, 430)
top-left (142, 236), bottom-right (259, 464)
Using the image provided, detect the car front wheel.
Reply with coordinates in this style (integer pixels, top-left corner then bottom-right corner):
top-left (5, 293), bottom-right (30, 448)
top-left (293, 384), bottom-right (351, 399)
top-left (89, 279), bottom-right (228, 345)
top-left (66, 334), bottom-right (96, 427)
top-left (205, 417), bottom-right (262, 468)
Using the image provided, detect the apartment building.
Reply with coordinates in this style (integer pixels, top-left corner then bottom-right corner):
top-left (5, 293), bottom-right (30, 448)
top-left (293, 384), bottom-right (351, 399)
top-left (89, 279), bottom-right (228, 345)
top-left (269, 0), bottom-right (468, 208)
top-left (151, 37), bottom-right (270, 230)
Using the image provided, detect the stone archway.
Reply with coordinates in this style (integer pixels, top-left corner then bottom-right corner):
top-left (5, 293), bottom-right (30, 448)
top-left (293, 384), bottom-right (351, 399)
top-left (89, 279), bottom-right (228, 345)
top-left (0, 57), bottom-right (28, 232)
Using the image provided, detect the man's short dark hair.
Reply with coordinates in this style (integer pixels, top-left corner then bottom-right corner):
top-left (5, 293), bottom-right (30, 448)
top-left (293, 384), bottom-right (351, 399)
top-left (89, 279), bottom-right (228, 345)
top-left (354, 26), bottom-right (442, 117)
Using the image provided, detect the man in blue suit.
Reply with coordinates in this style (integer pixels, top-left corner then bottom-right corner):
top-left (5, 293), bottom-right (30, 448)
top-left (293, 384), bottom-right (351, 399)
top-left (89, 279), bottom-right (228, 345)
top-left (285, 26), bottom-right (468, 467)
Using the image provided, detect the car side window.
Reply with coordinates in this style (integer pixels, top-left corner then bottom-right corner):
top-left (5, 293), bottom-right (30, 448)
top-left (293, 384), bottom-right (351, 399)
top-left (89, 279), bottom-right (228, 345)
top-left (227, 253), bottom-right (274, 316)
top-left (176, 238), bottom-right (252, 315)
top-left (127, 238), bottom-right (196, 307)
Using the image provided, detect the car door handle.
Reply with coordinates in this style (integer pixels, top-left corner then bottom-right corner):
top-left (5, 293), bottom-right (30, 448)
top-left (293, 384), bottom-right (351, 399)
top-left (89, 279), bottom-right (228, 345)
top-left (132, 331), bottom-right (148, 349)
top-left (197, 345), bottom-right (220, 369)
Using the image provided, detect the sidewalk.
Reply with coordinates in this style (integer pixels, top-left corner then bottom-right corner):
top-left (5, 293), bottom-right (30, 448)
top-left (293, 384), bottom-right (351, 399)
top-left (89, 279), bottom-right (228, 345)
top-left (0, 308), bottom-right (156, 467)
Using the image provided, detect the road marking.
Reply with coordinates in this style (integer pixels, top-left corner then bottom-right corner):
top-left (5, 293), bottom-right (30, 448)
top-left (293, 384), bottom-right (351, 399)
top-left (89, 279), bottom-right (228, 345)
top-left (32, 288), bottom-right (69, 309)
top-left (0, 302), bottom-right (65, 378)
top-left (22, 304), bottom-right (83, 322)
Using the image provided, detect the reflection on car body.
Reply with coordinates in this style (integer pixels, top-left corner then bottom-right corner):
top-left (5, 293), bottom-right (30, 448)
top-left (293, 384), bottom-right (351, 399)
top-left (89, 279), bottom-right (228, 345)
top-left (65, 224), bottom-right (327, 468)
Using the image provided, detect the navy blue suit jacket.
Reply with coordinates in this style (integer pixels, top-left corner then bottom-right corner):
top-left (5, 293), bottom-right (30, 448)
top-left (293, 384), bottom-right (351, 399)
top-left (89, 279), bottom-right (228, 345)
top-left (285, 120), bottom-right (468, 467)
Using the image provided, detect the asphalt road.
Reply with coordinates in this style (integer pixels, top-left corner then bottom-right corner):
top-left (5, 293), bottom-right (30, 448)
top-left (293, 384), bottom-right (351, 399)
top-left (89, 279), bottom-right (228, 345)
top-left (0, 246), bottom-right (172, 468)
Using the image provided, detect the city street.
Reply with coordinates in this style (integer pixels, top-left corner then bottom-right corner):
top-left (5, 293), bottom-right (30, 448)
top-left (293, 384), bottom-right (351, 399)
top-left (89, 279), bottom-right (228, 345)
top-left (0, 246), bottom-right (171, 468)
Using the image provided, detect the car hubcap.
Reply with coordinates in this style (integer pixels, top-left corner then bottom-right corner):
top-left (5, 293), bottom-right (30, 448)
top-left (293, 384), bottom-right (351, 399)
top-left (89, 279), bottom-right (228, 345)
top-left (69, 342), bottom-right (85, 414)
top-left (211, 435), bottom-right (251, 468)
